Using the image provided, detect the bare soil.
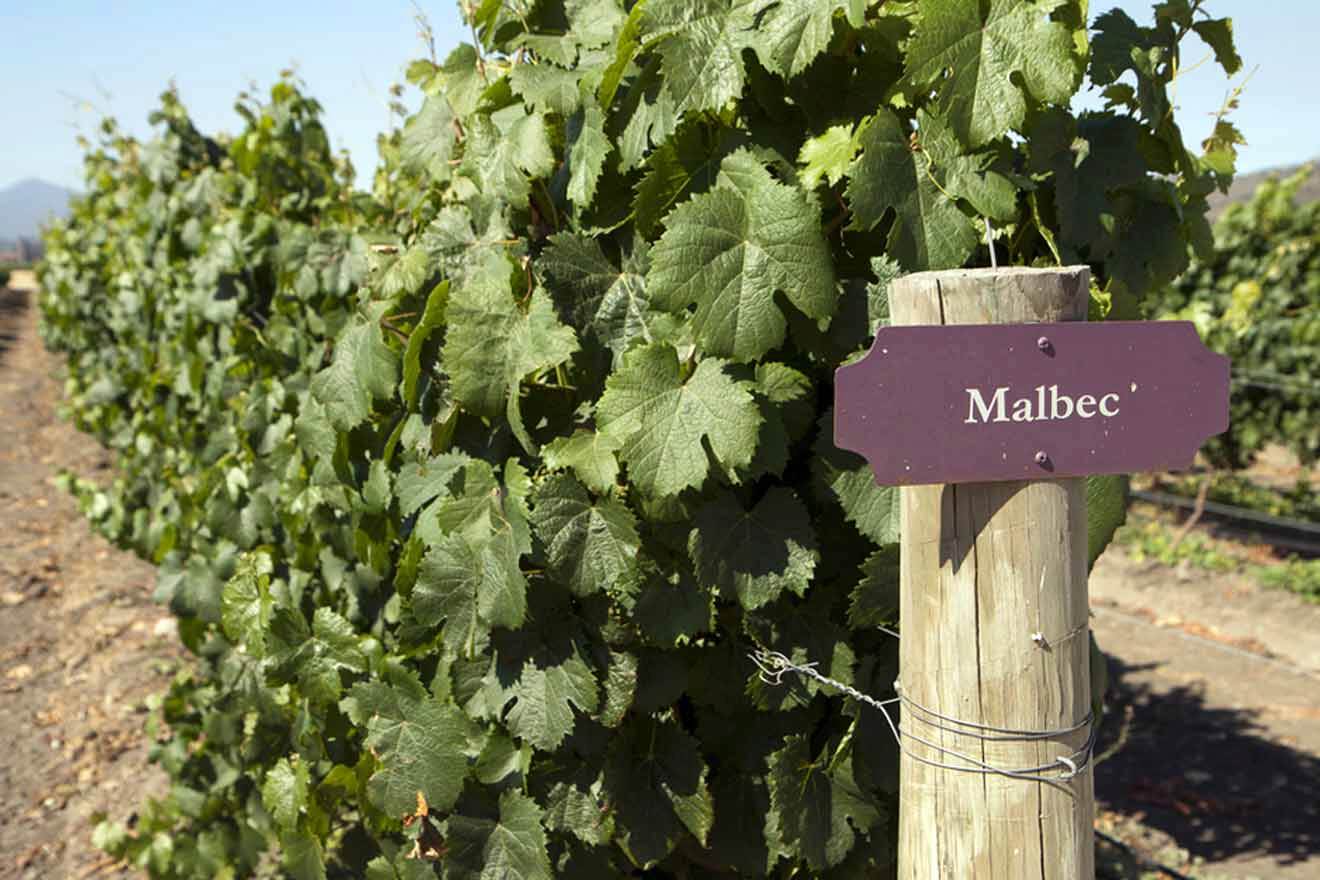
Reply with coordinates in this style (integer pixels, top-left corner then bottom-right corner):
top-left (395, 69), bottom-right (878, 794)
top-left (1090, 549), bottom-right (1320, 878)
top-left (0, 273), bottom-right (180, 879)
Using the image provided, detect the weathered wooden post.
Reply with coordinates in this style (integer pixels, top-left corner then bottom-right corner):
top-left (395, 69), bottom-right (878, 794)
top-left (833, 266), bottom-right (1230, 879)
top-left (890, 268), bottom-right (1093, 878)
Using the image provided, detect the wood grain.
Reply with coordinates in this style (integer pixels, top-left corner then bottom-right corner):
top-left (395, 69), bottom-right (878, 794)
top-left (892, 268), bottom-right (1095, 879)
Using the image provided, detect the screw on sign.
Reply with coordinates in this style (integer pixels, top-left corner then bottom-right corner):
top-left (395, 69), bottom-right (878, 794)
top-left (833, 267), bottom-right (1228, 880)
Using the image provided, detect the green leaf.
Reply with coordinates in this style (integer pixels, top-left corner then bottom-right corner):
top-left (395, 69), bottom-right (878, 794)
top-left (798, 123), bottom-right (860, 189)
top-left (444, 790), bottom-right (552, 880)
top-left (1086, 475), bottom-right (1128, 571)
top-left (631, 561), bottom-right (713, 645)
top-left (539, 233), bottom-right (656, 362)
top-left (754, 0), bottom-right (847, 78)
top-left (545, 775), bottom-right (613, 846)
top-left (463, 105), bottom-right (556, 205)
top-left (262, 758), bottom-right (309, 834)
top-left (603, 719), bottom-right (714, 868)
top-left (1192, 18), bottom-right (1242, 76)
top-left (281, 829), bottom-right (327, 880)
top-left (442, 253), bottom-right (578, 421)
top-left (397, 452), bottom-right (468, 517)
top-left (567, 103), bottom-right (610, 211)
top-left (596, 650), bottom-right (638, 727)
top-left (402, 280), bottom-right (450, 407)
top-left (401, 95), bottom-right (458, 179)
top-left (530, 474), bottom-right (641, 596)
top-left (767, 735), bottom-right (880, 869)
top-left (690, 488), bottom-right (818, 610)
top-left (221, 551), bottom-right (273, 657)
top-left (848, 546), bottom-right (900, 629)
top-left (362, 458), bottom-right (393, 513)
top-left (438, 44), bottom-right (493, 116)
top-left (270, 608), bottom-right (369, 704)
top-left (596, 343), bottom-right (761, 497)
top-left (413, 527), bottom-right (527, 655)
top-left (812, 414), bottom-right (901, 545)
top-left (598, 0), bottom-right (647, 108)
top-left (505, 652), bottom-right (600, 751)
top-left (649, 152), bottom-right (837, 361)
top-left (903, 0), bottom-right (1077, 147)
top-left (311, 307), bottom-right (401, 430)
top-left (632, 122), bottom-right (729, 239)
top-left (641, 0), bottom-right (760, 119)
top-left (364, 695), bottom-right (481, 818)
top-left (846, 109), bottom-right (977, 271)
top-left (542, 430), bottom-right (622, 494)
top-left (509, 62), bottom-right (584, 115)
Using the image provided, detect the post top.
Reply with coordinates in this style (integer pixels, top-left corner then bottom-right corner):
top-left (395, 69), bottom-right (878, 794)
top-left (897, 265), bottom-right (1091, 282)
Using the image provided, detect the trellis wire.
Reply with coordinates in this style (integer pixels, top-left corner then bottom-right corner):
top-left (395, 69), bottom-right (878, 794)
top-left (752, 634), bottom-right (1097, 786)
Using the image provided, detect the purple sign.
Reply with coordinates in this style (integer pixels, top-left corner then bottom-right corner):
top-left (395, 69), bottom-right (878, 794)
top-left (834, 321), bottom-right (1229, 486)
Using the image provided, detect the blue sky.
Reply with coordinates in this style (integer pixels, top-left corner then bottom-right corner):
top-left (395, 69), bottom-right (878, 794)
top-left (0, 1), bottom-right (1313, 193)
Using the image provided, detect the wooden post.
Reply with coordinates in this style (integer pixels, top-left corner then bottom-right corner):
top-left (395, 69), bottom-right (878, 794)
top-left (892, 267), bottom-right (1095, 879)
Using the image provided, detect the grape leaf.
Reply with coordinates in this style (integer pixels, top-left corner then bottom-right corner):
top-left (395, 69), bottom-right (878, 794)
top-left (596, 343), bottom-right (761, 497)
top-left (848, 546), bottom-right (900, 629)
top-left (812, 413), bottom-right (901, 545)
top-left (442, 252), bottom-right (578, 421)
top-left (767, 735), bottom-right (880, 869)
top-left (221, 551), bottom-right (273, 657)
top-left (567, 103), bottom-right (610, 211)
top-left (1086, 474), bottom-right (1128, 571)
top-left (798, 123), bottom-right (860, 189)
top-left (903, 0), bottom-right (1077, 147)
top-left (530, 474), bottom-right (640, 596)
top-left (689, 488), bottom-right (818, 610)
top-left (401, 280), bottom-right (450, 407)
top-left (444, 790), bottom-right (552, 880)
top-left (504, 652), bottom-right (601, 751)
top-left (413, 528), bottom-right (527, 655)
top-left (262, 758), bottom-right (309, 834)
top-left (641, 0), bottom-right (761, 119)
top-left (1192, 18), bottom-right (1242, 76)
top-left (648, 152), bottom-right (837, 361)
top-left (542, 430), bottom-right (622, 494)
top-left (401, 94), bottom-right (458, 179)
top-left (363, 694), bottom-right (482, 817)
top-left (397, 452), bottom-right (468, 517)
top-left (754, 0), bottom-right (847, 78)
top-left (603, 719), bottom-right (714, 868)
top-left (846, 108), bottom-right (977, 272)
top-left (310, 306), bottom-right (401, 431)
top-left (462, 106), bottom-right (555, 205)
top-left (281, 830), bottom-right (327, 880)
top-left (269, 607), bottom-right (369, 705)
top-left (509, 62), bottom-right (584, 115)
top-left (539, 233), bottom-right (657, 362)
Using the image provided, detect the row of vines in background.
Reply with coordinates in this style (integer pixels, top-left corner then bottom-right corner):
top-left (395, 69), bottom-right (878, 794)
top-left (39, 1), bottom-right (1240, 877)
top-left (1149, 167), bottom-right (1320, 472)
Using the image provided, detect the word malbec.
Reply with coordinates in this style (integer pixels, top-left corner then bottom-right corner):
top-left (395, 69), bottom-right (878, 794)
top-left (965, 384), bottom-right (1120, 424)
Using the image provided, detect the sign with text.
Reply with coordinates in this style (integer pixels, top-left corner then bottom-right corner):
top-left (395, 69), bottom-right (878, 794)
top-left (834, 321), bottom-right (1230, 486)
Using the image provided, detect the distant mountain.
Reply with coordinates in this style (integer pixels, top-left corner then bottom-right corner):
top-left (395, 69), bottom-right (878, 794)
top-left (0, 179), bottom-right (75, 240)
top-left (1207, 158), bottom-right (1319, 221)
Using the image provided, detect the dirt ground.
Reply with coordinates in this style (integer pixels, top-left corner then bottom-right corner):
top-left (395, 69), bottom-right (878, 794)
top-left (0, 269), bottom-right (1318, 879)
top-left (1090, 552), bottom-right (1320, 879)
top-left (0, 272), bottom-right (179, 879)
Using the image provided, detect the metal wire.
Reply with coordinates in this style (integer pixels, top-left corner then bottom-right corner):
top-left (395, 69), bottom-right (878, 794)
top-left (752, 645), bottom-right (1097, 786)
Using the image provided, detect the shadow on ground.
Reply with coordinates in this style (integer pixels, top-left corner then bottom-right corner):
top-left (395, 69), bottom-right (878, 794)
top-left (0, 287), bottom-right (29, 363)
top-left (1095, 657), bottom-right (1320, 870)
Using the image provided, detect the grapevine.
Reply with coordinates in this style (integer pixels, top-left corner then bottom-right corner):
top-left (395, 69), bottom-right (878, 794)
top-left (39, 2), bottom-right (1240, 876)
